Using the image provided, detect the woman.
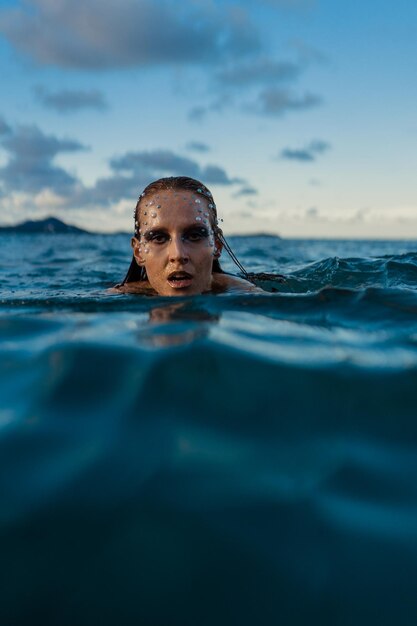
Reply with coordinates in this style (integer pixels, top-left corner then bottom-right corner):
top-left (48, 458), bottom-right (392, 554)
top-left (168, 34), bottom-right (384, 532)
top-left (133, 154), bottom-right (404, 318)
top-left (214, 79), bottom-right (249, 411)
top-left (116, 176), bottom-right (262, 296)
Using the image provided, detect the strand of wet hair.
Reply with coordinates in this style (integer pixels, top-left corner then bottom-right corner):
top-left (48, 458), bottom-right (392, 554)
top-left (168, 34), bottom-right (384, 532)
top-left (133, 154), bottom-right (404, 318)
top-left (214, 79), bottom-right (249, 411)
top-left (217, 232), bottom-right (248, 277)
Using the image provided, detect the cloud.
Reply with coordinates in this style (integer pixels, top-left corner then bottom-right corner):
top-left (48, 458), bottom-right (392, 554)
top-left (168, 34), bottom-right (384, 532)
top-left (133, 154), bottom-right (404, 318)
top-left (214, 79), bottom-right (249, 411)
top-left (185, 141), bottom-right (210, 153)
top-left (0, 122), bottom-right (87, 195)
top-left (34, 85), bottom-right (108, 113)
top-left (187, 48), bottom-right (321, 120)
top-left (215, 58), bottom-right (302, 88)
top-left (351, 207), bottom-right (369, 223)
top-left (0, 117), bottom-right (12, 136)
top-left (111, 150), bottom-right (201, 176)
top-left (253, 88), bottom-right (322, 116)
top-left (306, 206), bottom-right (319, 218)
top-left (110, 149), bottom-right (238, 185)
top-left (77, 149), bottom-right (242, 206)
top-left (188, 107), bottom-right (207, 123)
top-left (231, 209), bottom-right (252, 219)
top-left (0, 119), bottom-right (246, 213)
top-left (234, 186), bottom-right (258, 197)
top-left (76, 173), bottom-right (142, 206)
top-left (187, 93), bottom-right (233, 123)
top-left (0, 0), bottom-right (259, 69)
top-left (188, 47), bottom-right (323, 120)
top-left (279, 139), bottom-right (330, 162)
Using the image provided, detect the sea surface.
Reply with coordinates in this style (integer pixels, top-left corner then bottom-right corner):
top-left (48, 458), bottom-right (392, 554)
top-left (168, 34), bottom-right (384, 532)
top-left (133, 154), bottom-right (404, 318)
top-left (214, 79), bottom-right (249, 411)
top-left (1, 233), bottom-right (417, 625)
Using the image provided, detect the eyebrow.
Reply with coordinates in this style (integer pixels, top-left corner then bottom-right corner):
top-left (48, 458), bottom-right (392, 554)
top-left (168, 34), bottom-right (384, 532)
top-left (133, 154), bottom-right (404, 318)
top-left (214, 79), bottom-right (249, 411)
top-left (142, 225), bottom-right (210, 239)
top-left (183, 225), bottom-right (210, 234)
top-left (142, 227), bottom-right (168, 240)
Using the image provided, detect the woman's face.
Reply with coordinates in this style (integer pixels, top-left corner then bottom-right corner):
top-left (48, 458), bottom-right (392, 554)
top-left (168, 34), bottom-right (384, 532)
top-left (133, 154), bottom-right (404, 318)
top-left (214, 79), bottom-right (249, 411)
top-left (132, 189), bottom-right (221, 296)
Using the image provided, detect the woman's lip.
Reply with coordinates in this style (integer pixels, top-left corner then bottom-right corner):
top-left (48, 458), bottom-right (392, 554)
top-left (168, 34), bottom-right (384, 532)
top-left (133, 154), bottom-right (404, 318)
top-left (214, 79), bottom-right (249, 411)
top-left (167, 278), bottom-right (193, 289)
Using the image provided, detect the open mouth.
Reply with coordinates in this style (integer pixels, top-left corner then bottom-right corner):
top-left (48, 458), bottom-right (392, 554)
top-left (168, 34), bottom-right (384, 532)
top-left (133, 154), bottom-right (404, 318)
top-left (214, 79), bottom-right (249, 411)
top-left (167, 271), bottom-right (193, 289)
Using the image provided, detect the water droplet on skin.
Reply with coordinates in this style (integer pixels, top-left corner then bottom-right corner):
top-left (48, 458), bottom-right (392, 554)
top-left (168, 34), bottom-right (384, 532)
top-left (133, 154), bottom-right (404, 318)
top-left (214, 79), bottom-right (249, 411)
top-left (156, 205), bottom-right (161, 209)
top-left (144, 222), bottom-right (147, 225)
top-left (151, 212), bottom-right (157, 218)
top-left (145, 248), bottom-right (150, 254)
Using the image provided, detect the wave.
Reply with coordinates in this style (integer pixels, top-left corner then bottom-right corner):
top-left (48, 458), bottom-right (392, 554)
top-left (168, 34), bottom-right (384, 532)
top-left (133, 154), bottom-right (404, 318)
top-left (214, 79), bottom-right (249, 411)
top-left (1, 333), bottom-right (417, 623)
top-left (1, 237), bottom-right (417, 624)
top-left (1, 284), bottom-right (417, 325)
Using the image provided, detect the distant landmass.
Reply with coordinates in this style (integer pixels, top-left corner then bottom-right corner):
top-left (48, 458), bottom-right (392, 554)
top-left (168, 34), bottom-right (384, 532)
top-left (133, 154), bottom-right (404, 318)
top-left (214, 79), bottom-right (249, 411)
top-left (231, 232), bottom-right (281, 239)
top-left (0, 217), bottom-right (90, 234)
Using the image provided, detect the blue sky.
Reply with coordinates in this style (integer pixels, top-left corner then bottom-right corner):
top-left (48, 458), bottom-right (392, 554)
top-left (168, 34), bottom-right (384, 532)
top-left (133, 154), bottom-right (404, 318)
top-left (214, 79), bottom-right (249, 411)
top-left (0, 0), bottom-right (416, 237)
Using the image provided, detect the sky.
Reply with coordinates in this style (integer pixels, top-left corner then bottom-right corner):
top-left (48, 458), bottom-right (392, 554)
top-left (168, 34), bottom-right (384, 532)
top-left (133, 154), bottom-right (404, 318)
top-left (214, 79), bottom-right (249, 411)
top-left (0, 0), bottom-right (416, 238)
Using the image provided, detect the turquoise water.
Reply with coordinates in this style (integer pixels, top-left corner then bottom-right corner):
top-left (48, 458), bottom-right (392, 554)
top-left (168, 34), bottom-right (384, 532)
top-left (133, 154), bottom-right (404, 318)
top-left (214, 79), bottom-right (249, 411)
top-left (1, 234), bottom-right (417, 625)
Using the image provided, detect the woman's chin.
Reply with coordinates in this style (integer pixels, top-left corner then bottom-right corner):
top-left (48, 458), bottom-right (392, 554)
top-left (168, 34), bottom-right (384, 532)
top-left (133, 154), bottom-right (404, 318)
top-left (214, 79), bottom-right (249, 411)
top-left (154, 281), bottom-right (208, 297)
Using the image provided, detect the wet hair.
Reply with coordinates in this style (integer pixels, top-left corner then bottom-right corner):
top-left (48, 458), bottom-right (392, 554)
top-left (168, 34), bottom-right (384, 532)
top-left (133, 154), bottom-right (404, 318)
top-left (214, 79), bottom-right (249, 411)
top-left (121, 176), bottom-right (248, 285)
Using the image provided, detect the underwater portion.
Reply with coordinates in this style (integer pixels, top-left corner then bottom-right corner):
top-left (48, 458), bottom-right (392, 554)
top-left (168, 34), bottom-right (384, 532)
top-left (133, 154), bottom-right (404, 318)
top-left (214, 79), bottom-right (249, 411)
top-left (1, 233), bottom-right (417, 625)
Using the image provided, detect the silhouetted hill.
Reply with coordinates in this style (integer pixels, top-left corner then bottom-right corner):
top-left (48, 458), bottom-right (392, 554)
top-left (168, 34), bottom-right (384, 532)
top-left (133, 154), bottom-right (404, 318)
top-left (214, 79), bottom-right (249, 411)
top-left (0, 217), bottom-right (89, 234)
top-left (230, 232), bottom-right (281, 239)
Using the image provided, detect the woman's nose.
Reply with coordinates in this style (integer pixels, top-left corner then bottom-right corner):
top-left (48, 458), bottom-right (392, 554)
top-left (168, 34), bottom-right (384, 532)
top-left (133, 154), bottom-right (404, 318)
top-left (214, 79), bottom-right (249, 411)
top-left (168, 236), bottom-right (189, 263)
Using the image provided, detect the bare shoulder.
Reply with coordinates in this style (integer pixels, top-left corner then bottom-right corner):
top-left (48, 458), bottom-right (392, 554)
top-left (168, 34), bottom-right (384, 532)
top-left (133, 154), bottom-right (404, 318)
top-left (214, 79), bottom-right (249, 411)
top-left (211, 273), bottom-right (264, 294)
top-left (109, 281), bottom-right (156, 295)
top-left (109, 276), bottom-right (264, 296)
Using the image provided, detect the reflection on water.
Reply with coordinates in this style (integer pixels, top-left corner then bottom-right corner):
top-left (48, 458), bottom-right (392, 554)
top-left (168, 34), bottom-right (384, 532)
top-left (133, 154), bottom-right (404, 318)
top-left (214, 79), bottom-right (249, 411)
top-left (144, 302), bottom-right (221, 347)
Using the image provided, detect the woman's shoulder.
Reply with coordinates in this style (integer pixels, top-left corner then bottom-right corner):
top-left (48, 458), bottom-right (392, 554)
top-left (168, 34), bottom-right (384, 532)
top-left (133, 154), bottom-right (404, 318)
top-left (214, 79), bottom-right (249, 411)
top-left (110, 275), bottom-right (265, 295)
top-left (211, 273), bottom-right (264, 294)
top-left (109, 281), bottom-right (156, 295)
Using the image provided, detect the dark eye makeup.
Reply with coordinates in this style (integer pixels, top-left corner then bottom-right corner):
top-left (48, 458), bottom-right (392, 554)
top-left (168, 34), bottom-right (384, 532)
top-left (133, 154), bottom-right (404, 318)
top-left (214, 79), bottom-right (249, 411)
top-left (143, 226), bottom-right (209, 244)
top-left (184, 227), bottom-right (209, 241)
top-left (143, 229), bottom-right (169, 244)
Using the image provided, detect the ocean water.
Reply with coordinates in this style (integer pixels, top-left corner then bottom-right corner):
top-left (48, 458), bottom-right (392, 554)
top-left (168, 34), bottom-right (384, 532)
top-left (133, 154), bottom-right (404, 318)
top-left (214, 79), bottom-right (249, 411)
top-left (1, 233), bottom-right (417, 625)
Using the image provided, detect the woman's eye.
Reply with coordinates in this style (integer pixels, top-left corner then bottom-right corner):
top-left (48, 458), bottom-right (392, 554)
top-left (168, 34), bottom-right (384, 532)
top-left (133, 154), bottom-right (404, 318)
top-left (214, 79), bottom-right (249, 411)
top-left (150, 233), bottom-right (168, 244)
top-left (186, 229), bottom-right (208, 242)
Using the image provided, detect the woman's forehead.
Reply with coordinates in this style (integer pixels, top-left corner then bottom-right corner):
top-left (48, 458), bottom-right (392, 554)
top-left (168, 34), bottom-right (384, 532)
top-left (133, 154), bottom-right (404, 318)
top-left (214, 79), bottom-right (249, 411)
top-left (139, 189), bottom-right (211, 224)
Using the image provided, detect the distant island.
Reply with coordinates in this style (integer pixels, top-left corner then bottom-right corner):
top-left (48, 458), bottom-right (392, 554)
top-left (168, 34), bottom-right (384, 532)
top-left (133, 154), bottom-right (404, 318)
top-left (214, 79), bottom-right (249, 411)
top-left (0, 217), bottom-right (90, 234)
top-left (231, 233), bottom-right (281, 239)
